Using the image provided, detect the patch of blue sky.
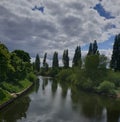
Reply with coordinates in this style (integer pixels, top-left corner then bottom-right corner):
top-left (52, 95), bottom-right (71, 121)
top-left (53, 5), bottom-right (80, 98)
top-left (32, 5), bottom-right (44, 13)
top-left (82, 35), bottom-right (115, 51)
top-left (93, 3), bottom-right (115, 19)
top-left (98, 35), bottom-right (115, 50)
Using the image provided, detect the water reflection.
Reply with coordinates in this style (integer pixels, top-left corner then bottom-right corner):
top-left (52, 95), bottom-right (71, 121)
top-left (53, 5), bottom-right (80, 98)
top-left (51, 80), bottom-right (57, 97)
top-left (0, 77), bottom-right (120, 122)
top-left (71, 86), bottom-right (120, 122)
top-left (42, 77), bottom-right (48, 90)
top-left (0, 96), bottom-right (31, 122)
top-left (60, 82), bottom-right (69, 99)
top-left (34, 79), bottom-right (40, 93)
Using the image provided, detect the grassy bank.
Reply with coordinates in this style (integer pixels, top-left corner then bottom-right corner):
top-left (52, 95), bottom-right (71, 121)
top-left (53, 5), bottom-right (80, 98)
top-left (0, 72), bottom-right (37, 106)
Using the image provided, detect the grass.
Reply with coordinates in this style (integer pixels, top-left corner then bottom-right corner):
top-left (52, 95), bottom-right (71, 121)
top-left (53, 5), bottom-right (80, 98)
top-left (0, 79), bottom-right (32, 93)
top-left (0, 88), bottom-right (13, 105)
top-left (0, 79), bottom-right (33, 105)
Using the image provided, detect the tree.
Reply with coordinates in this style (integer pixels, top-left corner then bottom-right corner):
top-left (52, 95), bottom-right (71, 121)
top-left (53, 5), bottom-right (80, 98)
top-left (110, 34), bottom-right (120, 71)
top-left (62, 49), bottom-right (69, 68)
top-left (43, 53), bottom-right (47, 67)
top-left (85, 54), bottom-right (99, 73)
top-left (52, 51), bottom-right (59, 68)
top-left (88, 43), bottom-right (93, 55)
top-left (43, 53), bottom-right (49, 71)
top-left (35, 54), bottom-right (40, 72)
top-left (72, 46), bottom-right (82, 68)
top-left (12, 50), bottom-right (31, 63)
top-left (93, 40), bottom-right (98, 54)
top-left (0, 43), bottom-right (11, 81)
top-left (87, 40), bottom-right (99, 55)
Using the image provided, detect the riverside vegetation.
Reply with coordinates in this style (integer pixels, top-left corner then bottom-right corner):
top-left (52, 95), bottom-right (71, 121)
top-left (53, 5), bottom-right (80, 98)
top-left (0, 43), bottom-right (37, 105)
top-left (34, 34), bottom-right (120, 97)
top-left (1, 33), bottom-right (120, 106)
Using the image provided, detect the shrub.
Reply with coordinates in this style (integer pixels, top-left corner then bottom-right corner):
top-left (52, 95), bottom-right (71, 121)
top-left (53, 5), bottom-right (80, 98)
top-left (57, 69), bottom-right (72, 83)
top-left (27, 72), bottom-right (37, 82)
top-left (97, 81), bottom-right (116, 95)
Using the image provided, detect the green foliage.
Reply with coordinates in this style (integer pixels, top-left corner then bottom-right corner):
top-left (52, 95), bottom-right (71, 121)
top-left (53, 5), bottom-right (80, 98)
top-left (62, 49), bottom-right (69, 68)
top-left (52, 51), bottom-right (59, 68)
top-left (42, 53), bottom-right (49, 72)
top-left (87, 40), bottom-right (99, 55)
top-left (88, 43), bottom-right (93, 55)
top-left (72, 46), bottom-right (82, 68)
top-left (0, 88), bottom-right (12, 105)
top-left (12, 50), bottom-right (31, 62)
top-left (85, 54), bottom-right (99, 80)
top-left (82, 79), bottom-right (94, 91)
top-left (35, 54), bottom-right (40, 73)
top-left (57, 69), bottom-right (72, 82)
top-left (43, 53), bottom-right (47, 67)
top-left (110, 34), bottom-right (120, 71)
top-left (106, 70), bottom-right (120, 87)
top-left (0, 43), bottom-right (36, 106)
top-left (97, 81), bottom-right (116, 95)
top-left (0, 79), bottom-right (32, 93)
top-left (0, 43), bottom-right (12, 82)
top-left (27, 72), bottom-right (37, 82)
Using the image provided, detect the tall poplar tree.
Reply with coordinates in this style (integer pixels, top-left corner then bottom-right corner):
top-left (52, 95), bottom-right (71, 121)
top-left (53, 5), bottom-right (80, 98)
top-left (87, 40), bottom-right (99, 55)
top-left (43, 53), bottom-right (47, 67)
top-left (35, 54), bottom-right (40, 72)
top-left (62, 49), bottom-right (69, 68)
top-left (93, 40), bottom-right (98, 54)
top-left (110, 34), bottom-right (120, 71)
top-left (52, 51), bottom-right (59, 68)
top-left (72, 46), bottom-right (82, 68)
top-left (88, 43), bottom-right (93, 55)
top-left (43, 53), bottom-right (49, 71)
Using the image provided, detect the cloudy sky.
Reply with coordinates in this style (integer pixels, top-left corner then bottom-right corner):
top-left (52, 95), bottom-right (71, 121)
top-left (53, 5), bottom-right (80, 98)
top-left (0, 0), bottom-right (120, 65)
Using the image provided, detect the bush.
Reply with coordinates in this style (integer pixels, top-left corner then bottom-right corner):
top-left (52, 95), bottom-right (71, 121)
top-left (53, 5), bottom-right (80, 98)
top-left (97, 81), bottom-right (116, 95)
top-left (27, 72), bottom-right (37, 82)
top-left (81, 79), bottom-right (94, 91)
top-left (57, 69), bottom-right (72, 83)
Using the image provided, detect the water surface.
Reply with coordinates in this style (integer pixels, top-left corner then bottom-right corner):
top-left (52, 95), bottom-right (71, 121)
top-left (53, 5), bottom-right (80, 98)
top-left (0, 76), bottom-right (120, 122)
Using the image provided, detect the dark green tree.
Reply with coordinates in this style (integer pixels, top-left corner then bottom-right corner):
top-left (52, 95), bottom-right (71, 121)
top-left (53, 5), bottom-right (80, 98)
top-left (43, 53), bottom-right (49, 71)
top-left (43, 53), bottom-right (47, 67)
top-left (110, 34), bottom-right (120, 71)
top-left (72, 46), bottom-right (82, 68)
top-left (93, 40), bottom-right (98, 54)
top-left (35, 54), bottom-right (40, 72)
top-left (12, 50), bottom-right (31, 63)
top-left (62, 49), bottom-right (69, 68)
top-left (0, 43), bottom-right (12, 81)
top-left (87, 40), bottom-right (99, 55)
top-left (88, 43), bottom-right (93, 55)
top-left (52, 51), bottom-right (59, 68)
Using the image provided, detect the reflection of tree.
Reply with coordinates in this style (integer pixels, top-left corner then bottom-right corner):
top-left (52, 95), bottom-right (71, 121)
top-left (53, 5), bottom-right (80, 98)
top-left (51, 80), bottom-right (57, 97)
top-left (0, 96), bottom-right (31, 122)
top-left (42, 78), bottom-right (48, 91)
top-left (71, 87), bottom-right (103, 119)
top-left (105, 99), bottom-right (120, 122)
top-left (71, 86), bottom-right (120, 121)
top-left (60, 82), bottom-right (69, 99)
top-left (34, 79), bottom-right (40, 93)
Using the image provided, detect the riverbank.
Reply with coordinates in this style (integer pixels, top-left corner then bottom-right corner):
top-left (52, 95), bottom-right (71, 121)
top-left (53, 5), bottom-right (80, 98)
top-left (0, 76), bottom-right (38, 110)
top-left (56, 68), bottom-right (120, 98)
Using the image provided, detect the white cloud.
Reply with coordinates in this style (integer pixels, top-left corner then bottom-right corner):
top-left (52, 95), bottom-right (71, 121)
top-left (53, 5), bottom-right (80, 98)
top-left (0, 0), bottom-right (119, 63)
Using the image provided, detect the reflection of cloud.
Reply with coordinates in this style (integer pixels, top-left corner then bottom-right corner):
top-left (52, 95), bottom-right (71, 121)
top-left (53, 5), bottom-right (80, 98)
top-left (0, 0), bottom-right (119, 60)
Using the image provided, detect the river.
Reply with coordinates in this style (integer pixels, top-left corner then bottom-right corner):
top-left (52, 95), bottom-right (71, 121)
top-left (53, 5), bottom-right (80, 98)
top-left (0, 76), bottom-right (120, 122)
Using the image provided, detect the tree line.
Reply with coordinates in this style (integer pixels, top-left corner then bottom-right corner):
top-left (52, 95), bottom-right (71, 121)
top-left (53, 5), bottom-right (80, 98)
top-left (33, 40), bottom-right (107, 75)
top-left (34, 34), bottom-right (120, 74)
